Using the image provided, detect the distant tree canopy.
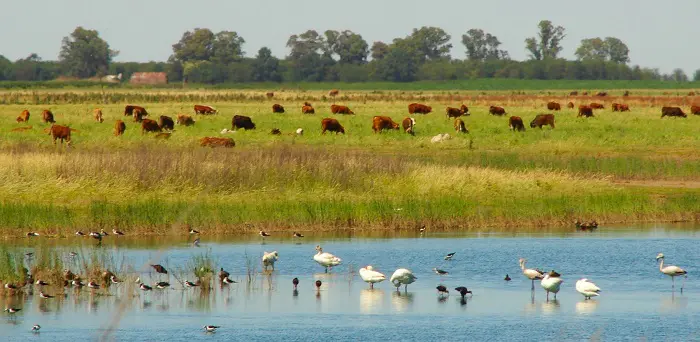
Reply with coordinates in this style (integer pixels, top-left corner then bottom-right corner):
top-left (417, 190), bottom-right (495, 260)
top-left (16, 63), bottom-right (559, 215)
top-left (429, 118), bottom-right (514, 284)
top-left (461, 29), bottom-right (509, 61)
top-left (59, 26), bottom-right (118, 78)
top-left (575, 37), bottom-right (630, 63)
top-left (525, 20), bottom-right (565, 60)
top-left (170, 28), bottom-right (246, 83)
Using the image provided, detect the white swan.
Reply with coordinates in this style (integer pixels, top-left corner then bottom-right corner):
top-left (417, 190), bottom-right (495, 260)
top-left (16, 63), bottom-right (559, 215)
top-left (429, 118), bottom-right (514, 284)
top-left (575, 278), bottom-right (601, 299)
top-left (262, 251), bottom-right (278, 271)
top-left (541, 274), bottom-right (563, 301)
top-left (314, 245), bottom-right (341, 272)
top-left (519, 258), bottom-right (544, 290)
top-left (390, 268), bottom-right (417, 292)
top-left (656, 253), bottom-right (688, 291)
top-left (359, 266), bottom-right (386, 288)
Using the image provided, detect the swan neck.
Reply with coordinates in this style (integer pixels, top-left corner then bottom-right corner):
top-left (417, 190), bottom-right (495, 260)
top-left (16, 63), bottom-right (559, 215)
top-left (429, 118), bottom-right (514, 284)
top-left (659, 258), bottom-right (664, 271)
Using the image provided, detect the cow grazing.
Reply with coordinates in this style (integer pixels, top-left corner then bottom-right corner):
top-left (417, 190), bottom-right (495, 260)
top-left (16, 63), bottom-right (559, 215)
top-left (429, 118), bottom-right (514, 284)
top-left (690, 105), bottom-right (700, 115)
top-left (42, 110), bottom-right (55, 124)
top-left (329, 89), bottom-right (339, 97)
top-left (446, 105), bottom-right (469, 118)
top-left (232, 115), bottom-right (256, 130)
top-left (661, 107), bottom-right (687, 118)
top-left (330, 104), bottom-right (354, 115)
top-left (612, 103), bottom-right (630, 112)
top-left (302, 105), bottom-right (315, 114)
top-left (159, 115), bottom-right (175, 130)
top-left (16, 110), bottom-right (30, 123)
top-left (114, 120), bottom-right (126, 136)
top-left (547, 102), bottom-right (561, 111)
top-left (569, 91), bottom-right (579, 96)
top-left (194, 105), bottom-right (217, 115)
top-left (454, 118), bottom-right (468, 133)
top-left (132, 108), bottom-right (147, 122)
top-left (567, 102), bottom-right (575, 109)
top-left (530, 114), bottom-right (555, 129)
top-left (141, 119), bottom-right (162, 134)
top-left (402, 117), bottom-right (416, 136)
top-left (408, 103), bottom-right (432, 115)
top-left (595, 92), bottom-right (608, 97)
top-left (619, 104), bottom-right (630, 112)
top-left (321, 118), bottom-right (344, 134)
top-left (623, 90), bottom-right (630, 97)
top-left (272, 104), bottom-right (285, 113)
top-left (266, 92), bottom-right (274, 99)
top-left (582, 92), bottom-right (589, 95)
top-left (200, 137), bottom-right (235, 148)
top-left (509, 116), bottom-right (525, 131)
top-left (93, 108), bottom-right (104, 123)
top-left (176, 114), bottom-right (195, 126)
top-left (589, 103), bottom-right (604, 109)
top-left (372, 116), bottom-right (399, 133)
top-left (578, 105), bottom-right (594, 118)
top-left (270, 128), bottom-right (282, 135)
top-left (489, 106), bottom-right (506, 116)
top-left (48, 124), bottom-right (71, 145)
top-left (124, 105), bottom-right (147, 117)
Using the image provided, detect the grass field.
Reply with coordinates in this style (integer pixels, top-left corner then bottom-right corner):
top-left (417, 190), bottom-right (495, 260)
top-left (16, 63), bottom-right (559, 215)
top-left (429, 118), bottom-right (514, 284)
top-left (0, 89), bottom-right (698, 236)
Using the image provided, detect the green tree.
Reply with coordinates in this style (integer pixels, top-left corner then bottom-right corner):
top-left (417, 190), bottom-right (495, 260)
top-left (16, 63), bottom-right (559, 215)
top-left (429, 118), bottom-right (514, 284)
top-left (286, 30), bottom-right (335, 81)
top-left (0, 55), bottom-right (11, 80)
top-left (370, 41), bottom-right (389, 60)
top-left (525, 20), bottom-right (565, 60)
top-left (372, 39), bottom-right (420, 82)
top-left (323, 30), bottom-right (369, 64)
top-left (604, 37), bottom-right (630, 64)
top-left (669, 68), bottom-right (688, 82)
top-left (251, 47), bottom-right (281, 82)
top-left (575, 37), bottom-right (629, 63)
top-left (693, 69), bottom-right (700, 82)
top-left (211, 31), bottom-right (246, 64)
top-left (408, 26), bottom-right (452, 61)
top-left (461, 29), bottom-right (509, 61)
top-left (59, 26), bottom-right (118, 78)
top-left (172, 28), bottom-right (245, 64)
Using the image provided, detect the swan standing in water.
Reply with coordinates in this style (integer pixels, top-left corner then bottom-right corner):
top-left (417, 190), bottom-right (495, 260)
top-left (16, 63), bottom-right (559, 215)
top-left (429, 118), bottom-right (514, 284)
top-left (575, 279), bottom-right (601, 300)
top-left (390, 268), bottom-right (417, 292)
top-left (262, 251), bottom-right (279, 271)
top-left (359, 266), bottom-right (386, 289)
top-left (519, 258), bottom-right (544, 291)
top-left (541, 273), bottom-right (563, 301)
top-left (656, 253), bottom-right (687, 291)
top-left (313, 245), bottom-right (342, 273)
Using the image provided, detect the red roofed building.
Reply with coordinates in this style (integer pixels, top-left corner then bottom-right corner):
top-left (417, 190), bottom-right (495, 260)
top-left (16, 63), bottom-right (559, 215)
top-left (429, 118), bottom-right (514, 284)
top-left (130, 72), bottom-right (168, 85)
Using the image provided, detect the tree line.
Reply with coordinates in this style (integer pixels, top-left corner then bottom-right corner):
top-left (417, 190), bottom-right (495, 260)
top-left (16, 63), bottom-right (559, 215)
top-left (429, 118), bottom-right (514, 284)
top-left (0, 21), bottom-right (697, 84)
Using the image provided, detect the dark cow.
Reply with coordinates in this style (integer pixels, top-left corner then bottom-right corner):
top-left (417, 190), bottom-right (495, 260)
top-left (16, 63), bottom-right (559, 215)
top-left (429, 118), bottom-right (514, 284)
top-left (194, 105), bottom-right (217, 115)
top-left (48, 124), bottom-right (71, 145)
top-left (270, 128), bottom-right (282, 135)
top-left (176, 114), bottom-right (195, 126)
top-left (125, 105), bottom-right (147, 117)
top-left (200, 137), bottom-right (235, 148)
top-left (569, 91), bottom-right (579, 96)
top-left (330, 104), bottom-right (354, 115)
top-left (567, 102), bottom-right (575, 109)
top-left (133, 108), bottom-right (147, 122)
top-left (321, 118), bottom-right (344, 134)
top-left (612, 103), bottom-right (630, 112)
top-left (446, 105), bottom-right (469, 118)
top-left (372, 116), bottom-right (399, 133)
top-left (489, 106), bottom-right (506, 116)
top-left (42, 110), bottom-right (55, 123)
top-left (159, 115), bottom-right (175, 130)
top-left (623, 90), bottom-right (630, 97)
top-left (328, 89), bottom-right (339, 97)
top-left (16, 110), bottom-right (30, 123)
top-left (530, 114), bottom-right (555, 129)
top-left (114, 120), bottom-right (126, 136)
top-left (582, 92), bottom-right (589, 95)
top-left (93, 108), bottom-right (104, 123)
top-left (266, 92), bottom-right (274, 99)
top-left (454, 118), bottom-right (468, 133)
top-left (578, 105), bottom-right (594, 118)
top-left (232, 115), bottom-right (256, 130)
top-left (408, 103), bottom-right (432, 115)
top-left (272, 104), bottom-right (285, 113)
top-left (595, 92), bottom-right (608, 97)
top-left (508, 116), bottom-right (525, 131)
top-left (402, 117), bottom-right (416, 136)
top-left (589, 103), bottom-right (604, 109)
top-left (547, 102), bottom-right (561, 111)
top-left (691, 105), bottom-right (700, 115)
top-left (141, 119), bottom-right (162, 134)
top-left (661, 107), bottom-right (687, 118)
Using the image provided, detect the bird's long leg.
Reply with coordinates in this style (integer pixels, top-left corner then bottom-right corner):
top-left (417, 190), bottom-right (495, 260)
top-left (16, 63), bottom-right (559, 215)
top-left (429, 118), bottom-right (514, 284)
top-left (546, 291), bottom-right (550, 302)
top-left (682, 276), bottom-right (686, 293)
top-left (672, 277), bottom-right (675, 290)
top-left (404, 284), bottom-right (408, 293)
top-left (531, 279), bottom-right (535, 291)
top-left (370, 283), bottom-right (373, 289)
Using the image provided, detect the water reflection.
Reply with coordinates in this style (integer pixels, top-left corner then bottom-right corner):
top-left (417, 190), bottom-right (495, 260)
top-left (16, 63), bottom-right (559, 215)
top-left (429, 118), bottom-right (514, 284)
top-left (541, 299), bottom-right (560, 315)
top-left (359, 288), bottom-right (384, 314)
top-left (391, 291), bottom-right (414, 312)
top-left (661, 293), bottom-right (689, 312)
top-left (575, 300), bottom-right (598, 315)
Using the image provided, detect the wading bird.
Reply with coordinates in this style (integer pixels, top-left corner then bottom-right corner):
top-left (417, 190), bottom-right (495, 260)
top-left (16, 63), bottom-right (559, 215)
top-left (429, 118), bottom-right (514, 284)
top-left (203, 325), bottom-right (219, 333)
top-left (315, 280), bottom-right (322, 292)
top-left (390, 269), bottom-right (417, 292)
top-left (259, 230), bottom-right (271, 238)
top-left (189, 228), bottom-right (200, 235)
top-left (155, 281), bottom-right (170, 289)
top-left (139, 283), bottom-right (152, 291)
top-left (313, 245), bottom-right (342, 273)
top-left (32, 324), bottom-right (40, 332)
top-left (35, 280), bottom-right (49, 286)
top-left (293, 232), bottom-right (304, 238)
top-left (185, 280), bottom-right (199, 288)
top-left (75, 231), bottom-right (85, 236)
top-left (87, 281), bottom-right (100, 289)
top-left (444, 252), bottom-right (456, 260)
top-left (110, 276), bottom-right (122, 284)
top-left (433, 268), bottom-right (448, 275)
top-left (436, 285), bottom-right (449, 297)
top-left (39, 292), bottom-right (54, 299)
top-left (359, 266), bottom-right (386, 289)
top-left (222, 277), bottom-right (236, 284)
top-left (519, 258), bottom-right (544, 291)
top-left (112, 229), bottom-right (125, 236)
top-left (218, 268), bottom-right (230, 283)
top-left (455, 286), bottom-right (473, 299)
top-left (293, 278), bottom-right (299, 290)
top-left (262, 251), bottom-right (279, 271)
top-left (26, 232), bottom-right (39, 237)
top-left (656, 253), bottom-right (687, 291)
top-left (575, 279), bottom-right (601, 300)
top-left (541, 273), bottom-right (563, 301)
top-left (504, 274), bottom-right (511, 281)
top-left (89, 232), bottom-right (102, 245)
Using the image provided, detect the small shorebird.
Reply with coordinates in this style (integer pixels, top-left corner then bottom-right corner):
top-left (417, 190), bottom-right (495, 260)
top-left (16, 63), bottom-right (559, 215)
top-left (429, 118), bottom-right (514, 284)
top-left (259, 230), bottom-right (271, 238)
top-left (32, 324), bottom-right (41, 332)
top-left (75, 231), bottom-right (85, 236)
top-left (150, 264), bottom-right (168, 275)
top-left (504, 274), bottom-right (511, 281)
top-left (218, 268), bottom-right (230, 283)
top-left (184, 280), bottom-right (199, 288)
top-left (35, 280), bottom-right (50, 286)
top-left (112, 229), bottom-right (125, 236)
top-left (293, 232), bottom-right (304, 238)
top-left (193, 237), bottom-right (200, 247)
top-left (69, 252), bottom-right (78, 258)
top-left (455, 286), bottom-right (473, 299)
top-left (315, 280), bottom-right (322, 292)
top-left (436, 285), bottom-right (449, 296)
top-left (4, 283), bottom-right (18, 290)
top-left (139, 283), bottom-right (153, 291)
top-left (89, 232), bottom-right (102, 245)
top-left (222, 277), bottom-right (237, 284)
top-left (39, 292), bottom-right (54, 299)
top-left (419, 225), bottom-right (426, 234)
top-left (433, 268), bottom-right (449, 276)
top-left (444, 252), bottom-right (456, 261)
top-left (110, 275), bottom-right (122, 284)
top-left (292, 277), bottom-right (299, 290)
top-left (656, 253), bottom-right (687, 291)
top-left (87, 281), bottom-right (100, 289)
top-left (100, 229), bottom-right (109, 236)
top-left (4, 307), bottom-right (22, 314)
top-left (72, 280), bottom-right (85, 288)
top-left (203, 325), bottom-right (220, 333)
top-left (189, 228), bottom-right (200, 235)
top-left (26, 232), bottom-right (39, 237)
top-left (155, 281), bottom-right (170, 289)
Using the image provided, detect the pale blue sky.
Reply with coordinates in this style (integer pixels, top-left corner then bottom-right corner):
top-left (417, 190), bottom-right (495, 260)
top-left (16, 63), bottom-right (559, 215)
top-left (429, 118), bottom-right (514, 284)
top-left (1, 0), bottom-right (698, 74)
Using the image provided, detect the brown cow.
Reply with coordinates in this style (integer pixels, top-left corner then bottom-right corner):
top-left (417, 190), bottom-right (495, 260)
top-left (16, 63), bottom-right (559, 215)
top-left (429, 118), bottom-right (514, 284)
top-left (623, 90), bottom-right (630, 97)
top-left (619, 104), bottom-right (630, 112)
top-left (93, 108), bottom-right (103, 123)
top-left (159, 115), bottom-right (175, 130)
top-left (446, 105), bottom-right (469, 118)
top-left (48, 124), bottom-right (71, 145)
top-left (595, 92), bottom-right (608, 97)
top-left (328, 89), bottom-right (339, 97)
top-left (661, 107), bottom-right (687, 118)
top-left (589, 103), bottom-right (604, 109)
top-left (321, 118), bottom-right (345, 134)
top-left (114, 120), bottom-right (126, 136)
top-left (612, 103), bottom-right (630, 112)
top-left (454, 118), bottom-right (468, 133)
top-left (402, 117), bottom-right (416, 136)
top-left (489, 106), bottom-right (506, 116)
top-left (408, 103), bottom-right (432, 115)
top-left (42, 110), bottom-right (55, 124)
top-left (133, 108), bottom-right (147, 122)
top-left (547, 102), bottom-right (561, 111)
top-left (567, 102), bottom-right (575, 109)
top-left (530, 114), bottom-right (555, 129)
top-left (330, 104), bottom-right (354, 115)
top-left (16, 110), bottom-right (30, 123)
top-left (372, 116), bottom-right (399, 133)
top-left (509, 116), bottom-right (525, 131)
top-left (578, 105), bottom-right (594, 118)
top-left (302, 105), bottom-right (315, 114)
top-left (232, 115), bottom-right (256, 130)
top-left (125, 105), bottom-right (147, 117)
top-left (569, 91), bottom-right (579, 96)
top-left (272, 104), bottom-right (285, 113)
top-left (691, 105), bottom-right (700, 115)
top-left (200, 137), bottom-right (235, 148)
top-left (176, 114), bottom-right (195, 126)
top-left (141, 119), bottom-right (162, 134)
top-left (266, 92), bottom-right (274, 99)
top-left (194, 105), bottom-right (217, 115)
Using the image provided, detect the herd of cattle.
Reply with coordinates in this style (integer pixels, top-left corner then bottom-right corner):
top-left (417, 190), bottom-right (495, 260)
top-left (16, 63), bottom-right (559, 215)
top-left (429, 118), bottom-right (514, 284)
top-left (11, 97), bottom-right (700, 147)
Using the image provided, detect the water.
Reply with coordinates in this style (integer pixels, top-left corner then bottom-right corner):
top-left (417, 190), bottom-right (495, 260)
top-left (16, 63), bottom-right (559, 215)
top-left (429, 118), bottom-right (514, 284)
top-left (1, 224), bottom-right (699, 341)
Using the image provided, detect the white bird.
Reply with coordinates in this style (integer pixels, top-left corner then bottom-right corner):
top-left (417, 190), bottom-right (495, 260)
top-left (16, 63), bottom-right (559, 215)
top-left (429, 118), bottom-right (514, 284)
top-left (359, 266), bottom-right (386, 289)
top-left (262, 251), bottom-right (279, 271)
top-left (313, 245), bottom-right (342, 273)
top-left (390, 268), bottom-right (417, 292)
top-left (541, 274), bottom-right (563, 301)
top-left (519, 258), bottom-right (545, 291)
top-left (203, 325), bottom-right (220, 333)
top-left (656, 253), bottom-right (688, 291)
top-left (576, 278), bottom-right (601, 300)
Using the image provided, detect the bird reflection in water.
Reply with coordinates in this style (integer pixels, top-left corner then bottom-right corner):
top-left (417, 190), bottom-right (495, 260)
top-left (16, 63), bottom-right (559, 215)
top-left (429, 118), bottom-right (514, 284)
top-left (360, 288), bottom-right (385, 314)
top-left (575, 300), bottom-right (598, 315)
top-left (391, 291), bottom-right (414, 312)
top-left (661, 292), bottom-right (689, 312)
top-left (541, 299), bottom-right (560, 315)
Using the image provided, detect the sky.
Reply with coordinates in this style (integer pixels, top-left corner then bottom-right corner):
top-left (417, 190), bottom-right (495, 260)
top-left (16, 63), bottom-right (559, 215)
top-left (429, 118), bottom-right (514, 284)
top-left (1, 0), bottom-right (699, 75)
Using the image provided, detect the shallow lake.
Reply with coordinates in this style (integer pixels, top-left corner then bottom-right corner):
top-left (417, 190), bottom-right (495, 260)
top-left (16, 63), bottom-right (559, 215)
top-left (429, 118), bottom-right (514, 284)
top-left (1, 223), bottom-right (699, 341)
